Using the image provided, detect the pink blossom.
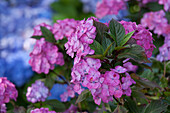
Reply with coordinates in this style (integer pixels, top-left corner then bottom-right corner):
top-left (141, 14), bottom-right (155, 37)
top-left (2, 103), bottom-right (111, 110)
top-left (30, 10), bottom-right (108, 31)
top-left (33, 23), bottom-right (52, 36)
top-left (159, 0), bottom-right (170, 11)
top-left (157, 41), bottom-right (170, 62)
top-left (29, 38), bottom-right (64, 74)
top-left (0, 104), bottom-right (6, 113)
top-left (122, 73), bottom-right (136, 96)
top-left (120, 20), bottom-right (155, 58)
top-left (60, 92), bottom-right (68, 102)
top-left (52, 19), bottom-right (79, 40)
top-left (96, 0), bottom-right (126, 19)
top-left (31, 108), bottom-right (56, 113)
top-left (123, 62), bottom-right (138, 72)
top-left (141, 10), bottom-right (168, 35)
top-left (105, 71), bottom-right (120, 86)
top-left (111, 66), bottom-right (127, 73)
top-left (0, 77), bottom-right (18, 105)
top-left (60, 84), bottom-right (84, 102)
top-left (64, 17), bottom-right (96, 58)
top-left (26, 80), bottom-right (49, 103)
top-left (82, 68), bottom-right (101, 89)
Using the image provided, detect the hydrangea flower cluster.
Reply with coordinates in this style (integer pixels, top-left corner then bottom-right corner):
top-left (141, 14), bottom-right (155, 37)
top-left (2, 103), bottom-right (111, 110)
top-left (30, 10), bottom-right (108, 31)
top-left (120, 20), bottom-right (155, 58)
top-left (141, 10), bottom-right (168, 35)
top-left (64, 17), bottom-right (96, 58)
top-left (29, 23), bottom-right (64, 74)
top-left (140, 10), bottom-right (170, 62)
top-left (0, 0), bottom-right (54, 87)
top-left (96, 0), bottom-right (126, 19)
top-left (26, 80), bottom-right (49, 103)
top-left (159, 0), bottom-right (170, 11)
top-left (156, 41), bottom-right (170, 62)
top-left (90, 66), bottom-right (136, 105)
top-left (0, 104), bottom-right (6, 113)
top-left (53, 19), bottom-right (80, 40)
top-left (30, 107), bottom-right (56, 113)
top-left (0, 77), bottom-right (18, 105)
top-left (123, 62), bottom-right (138, 72)
top-left (60, 84), bottom-right (83, 102)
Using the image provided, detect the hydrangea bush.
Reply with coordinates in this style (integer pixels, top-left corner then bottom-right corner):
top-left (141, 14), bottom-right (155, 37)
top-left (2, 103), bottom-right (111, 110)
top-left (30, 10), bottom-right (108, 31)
top-left (0, 0), bottom-right (169, 113)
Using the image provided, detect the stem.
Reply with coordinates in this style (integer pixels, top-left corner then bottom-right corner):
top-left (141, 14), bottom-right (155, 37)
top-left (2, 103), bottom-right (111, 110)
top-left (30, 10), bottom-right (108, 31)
top-left (40, 101), bottom-right (42, 107)
top-left (163, 61), bottom-right (166, 77)
top-left (10, 101), bottom-right (15, 107)
top-left (51, 71), bottom-right (69, 85)
top-left (78, 103), bottom-right (82, 111)
top-left (113, 97), bottom-right (122, 105)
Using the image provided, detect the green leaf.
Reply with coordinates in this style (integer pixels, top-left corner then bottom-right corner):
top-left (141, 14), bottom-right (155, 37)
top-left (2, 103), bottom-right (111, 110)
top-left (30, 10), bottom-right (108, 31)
top-left (31, 35), bottom-right (44, 40)
top-left (40, 26), bottom-right (56, 43)
top-left (45, 100), bottom-right (66, 112)
top-left (45, 75), bottom-right (55, 89)
top-left (160, 76), bottom-right (168, 88)
top-left (50, 1), bottom-right (77, 18)
top-left (109, 19), bottom-right (125, 46)
top-left (113, 105), bottom-right (128, 113)
top-left (131, 89), bottom-right (147, 101)
top-left (93, 20), bottom-right (109, 43)
top-left (118, 44), bottom-right (150, 63)
top-left (165, 12), bottom-right (170, 24)
top-left (7, 110), bottom-right (14, 113)
top-left (124, 97), bottom-right (139, 113)
top-left (76, 90), bottom-right (90, 104)
top-left (103, 42), bottom-right (115, 57)
top-left (102, 37), bottom-right (115, 56)
top-left (134, 77), bottom-right (161, 89)
top-left (86, 55), bottom-right (104, 60)
top-left (89, 40), bottom-right (104, 55)
top-left (120, 31), bottom-right (135, 46)
top-left (146, 2), bottom-right (164, 11)
top-left (142, 100), bottom-right (168, 113)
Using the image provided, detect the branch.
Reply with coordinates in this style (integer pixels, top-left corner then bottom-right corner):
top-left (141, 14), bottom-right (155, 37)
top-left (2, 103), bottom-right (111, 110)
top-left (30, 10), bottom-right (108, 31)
top-left (51, 70), bottom-right (69, 85)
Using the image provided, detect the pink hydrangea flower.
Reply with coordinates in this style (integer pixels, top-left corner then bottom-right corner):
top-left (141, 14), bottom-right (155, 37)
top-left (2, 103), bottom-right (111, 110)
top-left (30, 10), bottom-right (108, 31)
top-left (26, 80), bottom-right (49, 103)
top-left (0, 104), bottom-right (6, 113)
top-left (111, 66), bottom-right (127, 73)
top-left (120, 20), bottom-right (155, 58)
top-left (0, 77), bottom-right (18, 105)
top-left (122, 73), bottom-right (136, 96)
top-left (64, 17), bottom-right (96, 58)
top-left (123, 62), bottom-right (138, 72)
top-left (33, 23), bottom-right (52, 36)
top-left (90, 65), bottom-right (136, 105)
top-left (159, 0), bottom-right (170, 11)
top-left (29, 38), bottom-right (64, 74)
top-left (96, 0), bottom-right (126, 19)
top-left (82, 68), bottom-right (101, 89)
top-left (105, 71), bottom-right (120, 86)
top-left (60, 84), bottom-right (84, 102)
top-left (31, 108), bottom-right (56, 113)
top-left (52, 19), bottom-right (79, 40)
top-left (157, 41), bottom-right (170, 62)
top-left (141, 10), bottom-right (168, 35)
top-left (71, 58), bottom-right (101, 83)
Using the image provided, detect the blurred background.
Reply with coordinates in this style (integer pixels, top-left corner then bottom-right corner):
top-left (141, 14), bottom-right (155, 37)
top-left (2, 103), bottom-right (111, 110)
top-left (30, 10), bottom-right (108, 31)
top-left (0, 0), bottom-right (129, 87)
